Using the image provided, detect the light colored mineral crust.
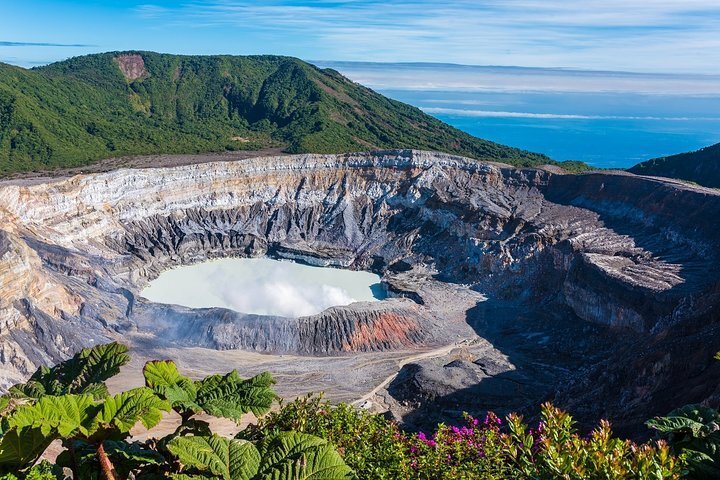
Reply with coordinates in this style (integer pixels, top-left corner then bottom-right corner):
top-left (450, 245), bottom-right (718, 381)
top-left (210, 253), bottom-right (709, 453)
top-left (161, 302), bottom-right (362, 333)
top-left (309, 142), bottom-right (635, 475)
top-left (0, 150), bottom-right (718, 435)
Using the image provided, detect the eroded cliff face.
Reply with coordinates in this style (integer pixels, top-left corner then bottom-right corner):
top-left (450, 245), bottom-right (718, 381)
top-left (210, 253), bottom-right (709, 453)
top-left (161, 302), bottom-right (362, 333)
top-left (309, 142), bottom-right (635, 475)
top-left (0, 150), bottom-right (718, 434)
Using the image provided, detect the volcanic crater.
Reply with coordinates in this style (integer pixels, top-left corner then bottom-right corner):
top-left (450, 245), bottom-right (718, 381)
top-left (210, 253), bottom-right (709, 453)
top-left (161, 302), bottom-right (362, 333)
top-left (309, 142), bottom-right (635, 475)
top-left (1, 149), bottom-right (719, 435)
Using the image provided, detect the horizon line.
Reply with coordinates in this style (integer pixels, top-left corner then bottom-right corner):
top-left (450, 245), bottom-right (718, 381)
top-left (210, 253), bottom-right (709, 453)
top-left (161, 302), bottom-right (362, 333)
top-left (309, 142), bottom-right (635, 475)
top-left (2, 49), bottom-right (720, 79)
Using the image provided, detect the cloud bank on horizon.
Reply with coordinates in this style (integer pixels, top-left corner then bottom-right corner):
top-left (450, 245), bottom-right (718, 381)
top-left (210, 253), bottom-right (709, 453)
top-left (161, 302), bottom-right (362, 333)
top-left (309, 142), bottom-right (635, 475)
top-left (315, 62), bottom-right (720, 96)
top-left (1, 0), bottom-right (719, 75)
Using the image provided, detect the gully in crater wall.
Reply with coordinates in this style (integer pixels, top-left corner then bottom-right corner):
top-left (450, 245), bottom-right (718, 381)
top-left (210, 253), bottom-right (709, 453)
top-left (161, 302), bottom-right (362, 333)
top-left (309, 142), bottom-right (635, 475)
top-left (0, 149), bottom-right (718, 434)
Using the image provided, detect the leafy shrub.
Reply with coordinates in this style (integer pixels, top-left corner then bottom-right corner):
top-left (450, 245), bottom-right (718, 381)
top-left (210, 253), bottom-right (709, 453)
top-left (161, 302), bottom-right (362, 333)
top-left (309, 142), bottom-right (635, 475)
top-left (0, 342), bottom-right (688, 479)
top-left (647, 404), bottom-right (720, 479)
top-left (507, 404), bottom-right (679, 480)
top-left (241, 394), bottom-right (409, 479)
top-left (240, 395), bottom-right (682, 480)
top-left (0, 342), bottom-right (350, 480)
top-left (645, 352), bottom-right (720, 479)
top-left (0, 461), bottom-right (61, 480)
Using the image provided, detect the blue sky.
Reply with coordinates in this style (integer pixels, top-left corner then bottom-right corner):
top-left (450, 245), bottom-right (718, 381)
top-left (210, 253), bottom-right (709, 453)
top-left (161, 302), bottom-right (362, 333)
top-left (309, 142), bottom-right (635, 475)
top-left (1, 0), bottom-right (720, 74)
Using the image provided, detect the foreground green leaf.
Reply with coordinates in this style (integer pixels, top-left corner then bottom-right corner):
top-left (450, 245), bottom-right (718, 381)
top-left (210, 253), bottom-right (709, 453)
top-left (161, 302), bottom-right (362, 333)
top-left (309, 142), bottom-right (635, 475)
top-left (92, 387), bottom-right (170, 439)
top-left (5, 394), bottom-right (97, 437)
top-left (0, 426), bottom-right (54, 472)
top-left (647, 404), bottom-right (720, 479)
top-left (6, 342), bottom-right (129, 401)
top-left (256, 432), bottom-right (355, 480)
top-left (196, 371), bottom-right (277, 421)
top-left (167, 435), bottom-right (261, 480)
top-left (646, 404), bottom-right (720, 438)
top-left (144, 360), bottom-right (201, 414)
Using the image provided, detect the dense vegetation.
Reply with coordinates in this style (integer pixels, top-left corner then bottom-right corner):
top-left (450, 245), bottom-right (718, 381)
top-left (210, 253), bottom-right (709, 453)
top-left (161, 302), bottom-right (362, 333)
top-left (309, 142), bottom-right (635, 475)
top-left (4, 343), bottom-right (719, 479)
top-left (0, 343), bottom-right (352, 480)
top-left (628, 142), bottom-right (720, 188)
top-left (0, 51), bottom-right (580, 175)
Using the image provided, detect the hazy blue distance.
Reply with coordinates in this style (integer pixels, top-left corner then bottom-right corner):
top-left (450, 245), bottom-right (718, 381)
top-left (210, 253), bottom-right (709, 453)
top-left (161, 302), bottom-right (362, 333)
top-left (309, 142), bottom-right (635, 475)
top-left (318, 62), bottom-right (720, 168)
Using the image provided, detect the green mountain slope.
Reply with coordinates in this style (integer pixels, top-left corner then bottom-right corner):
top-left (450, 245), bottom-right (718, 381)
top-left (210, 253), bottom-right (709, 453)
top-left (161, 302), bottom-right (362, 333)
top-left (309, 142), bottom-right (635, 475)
top-left (628, 142), bottom-right (720, 188)
top-left (0, 51), bottom-right (557, 174)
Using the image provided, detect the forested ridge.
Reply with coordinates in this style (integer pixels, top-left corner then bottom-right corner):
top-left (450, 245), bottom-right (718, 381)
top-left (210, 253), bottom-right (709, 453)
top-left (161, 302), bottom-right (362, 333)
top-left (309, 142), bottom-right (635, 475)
top-left (0, 51), bottom-right (565, 175)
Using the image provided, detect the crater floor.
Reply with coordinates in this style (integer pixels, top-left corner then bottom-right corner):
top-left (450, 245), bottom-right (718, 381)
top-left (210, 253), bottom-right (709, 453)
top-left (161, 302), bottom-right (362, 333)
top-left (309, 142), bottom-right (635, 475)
top-left (0, 149), bottom-right (718, 436)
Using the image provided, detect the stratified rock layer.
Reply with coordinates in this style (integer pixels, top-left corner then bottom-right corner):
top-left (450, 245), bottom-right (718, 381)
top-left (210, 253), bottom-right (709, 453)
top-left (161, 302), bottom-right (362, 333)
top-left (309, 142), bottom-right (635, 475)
top-left (0, 149), bottom-right (718, 435)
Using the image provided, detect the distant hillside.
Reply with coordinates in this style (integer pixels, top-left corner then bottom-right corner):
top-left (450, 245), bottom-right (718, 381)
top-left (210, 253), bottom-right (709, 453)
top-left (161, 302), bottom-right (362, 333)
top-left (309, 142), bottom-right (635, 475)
top-left (628, 142), bottom-right (720, 188)
top-left (0, 51), bottom-right (567, 175)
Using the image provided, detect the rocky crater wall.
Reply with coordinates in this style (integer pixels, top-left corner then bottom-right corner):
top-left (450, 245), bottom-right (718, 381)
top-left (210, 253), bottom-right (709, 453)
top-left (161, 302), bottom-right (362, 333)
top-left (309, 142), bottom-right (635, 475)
top-left (0, 150), bottom-right (718, 433)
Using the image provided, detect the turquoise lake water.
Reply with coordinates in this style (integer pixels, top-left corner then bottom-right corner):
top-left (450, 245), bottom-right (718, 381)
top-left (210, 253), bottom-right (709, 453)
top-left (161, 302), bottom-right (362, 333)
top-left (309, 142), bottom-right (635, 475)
top-left (141, 258), bottom-right (385, 317)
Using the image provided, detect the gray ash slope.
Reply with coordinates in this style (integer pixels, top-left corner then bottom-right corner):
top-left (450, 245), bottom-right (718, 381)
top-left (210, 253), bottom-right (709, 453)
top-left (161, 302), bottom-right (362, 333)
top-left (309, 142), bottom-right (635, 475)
top-left (0, 149), bottom-right (718, 436)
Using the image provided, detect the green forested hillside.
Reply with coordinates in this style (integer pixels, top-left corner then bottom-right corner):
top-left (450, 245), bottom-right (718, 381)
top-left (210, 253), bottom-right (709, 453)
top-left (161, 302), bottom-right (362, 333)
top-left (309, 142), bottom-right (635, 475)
top-left (0, 51), bottom-right (558, 174)
top-left (628, 142), bottom-right (720, 188)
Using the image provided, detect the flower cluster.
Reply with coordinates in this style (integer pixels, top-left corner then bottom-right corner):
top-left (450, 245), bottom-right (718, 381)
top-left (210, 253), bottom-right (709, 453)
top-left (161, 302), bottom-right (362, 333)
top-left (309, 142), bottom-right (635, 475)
top-left (244, 395), bottom-right (683, 480)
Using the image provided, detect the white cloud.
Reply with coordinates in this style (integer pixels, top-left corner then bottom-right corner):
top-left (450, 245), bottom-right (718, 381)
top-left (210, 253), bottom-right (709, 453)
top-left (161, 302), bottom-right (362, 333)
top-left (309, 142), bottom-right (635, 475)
top-left (217, 276), bottom-right (357, 317)
top-left (315, 62), bottom-right (720, 95)
top-left (135, 0), bottom-right (720, 73)
top-left (420, 107), bottom-right (713, 121)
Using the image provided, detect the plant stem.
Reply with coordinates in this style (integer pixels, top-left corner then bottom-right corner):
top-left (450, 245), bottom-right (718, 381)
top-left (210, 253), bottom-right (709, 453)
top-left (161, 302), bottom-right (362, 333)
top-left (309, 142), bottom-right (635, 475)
top-left (96, 441), bottom-right (119, 480)
top-left (181, 410), bottom-right (193, 425)
top-left (67, 441), bottom-right (80, 479)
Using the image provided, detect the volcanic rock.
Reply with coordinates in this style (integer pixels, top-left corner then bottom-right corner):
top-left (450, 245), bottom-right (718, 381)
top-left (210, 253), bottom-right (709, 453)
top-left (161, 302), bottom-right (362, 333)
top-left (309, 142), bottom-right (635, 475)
top-left (0, 149), bottom-right (718, 435)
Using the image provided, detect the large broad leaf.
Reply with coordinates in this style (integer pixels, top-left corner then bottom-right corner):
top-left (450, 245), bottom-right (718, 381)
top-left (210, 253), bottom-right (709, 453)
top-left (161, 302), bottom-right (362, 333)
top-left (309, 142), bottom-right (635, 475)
top-left (0, 395), bottom-right (99, 472)
top-left (167, 435), bottom-right (261, 480)
top-left (4, 394), bottom-right (97, 438)
top-left (171, 419), bottom-right (214, 438)
top-left (684, 448), bottom-right (720, 480)
top-left (6, 342), bottom-right (130, 401)
top-left (0, 426), bottom-right (54, 472)
top-left (648, 404), bottom-right (720, 480)
top-left (91, 387), bottom-right (170, 439)
top-left (646, 404), bottom-right (720, 438)
top-left (0, 397), bottom-right (10, 416)
top-left (256, 432), bottom-right (355, 480)
top-left (103, 439), bottom-right (165, 466)
top-left (144, 360), bottom-right (201, 414)
top-left (6, 366), bottom-right (61, 401)
top-left (195, 371), bottom-right (277, 421)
